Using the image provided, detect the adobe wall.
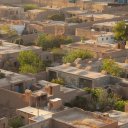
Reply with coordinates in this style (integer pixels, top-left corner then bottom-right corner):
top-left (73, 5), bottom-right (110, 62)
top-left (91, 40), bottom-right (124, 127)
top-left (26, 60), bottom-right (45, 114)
top-left (0, 88), bottom-right (27, 118)
top-left (24, 71), bottom-right (47, 81)
top-left (0, 117), bottom-right (8, 128)
top-left (21, 34), bottom-right (38, 45)
top-left (62, 89), bottom-right (85, 103)
top-left (103, 49), bottom-right (128, 59)
top-left (52, 119), bottom-right (75, 128)
top-left (94, 76), bottom-right (110, 87)
top-left (21, 119), bottom-right (50, 128)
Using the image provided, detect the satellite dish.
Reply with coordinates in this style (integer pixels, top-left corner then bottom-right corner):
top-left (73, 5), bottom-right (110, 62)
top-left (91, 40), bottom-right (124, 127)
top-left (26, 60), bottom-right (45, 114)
top-left (10, 24), bottom-right (25, 36)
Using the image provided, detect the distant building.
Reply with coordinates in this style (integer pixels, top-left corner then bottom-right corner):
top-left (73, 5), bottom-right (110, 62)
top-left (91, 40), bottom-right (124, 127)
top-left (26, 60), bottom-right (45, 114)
top-left (0, 5), bottom-right (24, 19)
top-left (28, 20), bottom-right (86, 35)
top-left (25, 9), bottom-right (59, 21)
top-left (94, 32), bottom-right (115, 44)
top-left (93, 21), bottom-right (116, 32)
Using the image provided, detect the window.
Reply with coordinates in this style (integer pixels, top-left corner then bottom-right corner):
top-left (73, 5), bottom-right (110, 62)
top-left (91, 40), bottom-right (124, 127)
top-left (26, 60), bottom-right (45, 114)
top-left (46, 56), bottom-right (49, 60)
top-left (106, 37), bottom-right (108, 40)
top-left (102, 38), bottom-right (104, 41)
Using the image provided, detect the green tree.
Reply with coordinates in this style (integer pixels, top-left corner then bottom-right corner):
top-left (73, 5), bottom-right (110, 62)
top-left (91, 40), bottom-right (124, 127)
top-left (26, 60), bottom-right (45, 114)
top-left (113, 21), bottom-right (128, 41)
top-left (48, 13), bottom-right (65, 21)
top-left (101, 59), bottom-right (123, 77)
top-left (9, 117), bottom-right (23, 128)
top-left (63, 50), bottom-right (93, 63)
top-left (36, 34), bottom-right (73, 50)
top-left (24, 4), bottom-right (38, 11)
top-left (18, 50), bottom-right (45, 74)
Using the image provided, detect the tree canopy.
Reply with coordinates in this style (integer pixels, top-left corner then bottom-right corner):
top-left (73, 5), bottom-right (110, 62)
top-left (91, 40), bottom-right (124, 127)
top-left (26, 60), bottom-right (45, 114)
top-left (36, 34), bottom-right (73, 50)
top-left (113, 21), bottom-right (128, 41)
top-left (23, 4), bottom-right (38, 11)
top-left (101, 59), bottom-right (123, 77)
top-left (18, 50), bottom-right (45, 74)
top-left (48, 13), bottom-right (65, 21)
top-left (63, 50), bottom-right (93, 63)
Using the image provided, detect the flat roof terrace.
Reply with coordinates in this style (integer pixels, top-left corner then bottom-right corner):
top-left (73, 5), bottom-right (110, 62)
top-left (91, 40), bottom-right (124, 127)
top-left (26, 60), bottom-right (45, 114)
top-left (0, 69), bottom-right (35, 87)
top-left (48, 65), bottom-right (107, 80)
top-left (53, 108), bottom-right (118, 128)
top-left (17, 106), bottom-right (53, 117)
top-left (79, 13), bottom-right (118, 20)
top-left (61, 41), bottom-right (122, 54)
top-left (35, 20), bottom-right (78, 27)
top-left (0, 40), bottom-right (41, 55)
top-left (93, 21), bottom-right (116, 27)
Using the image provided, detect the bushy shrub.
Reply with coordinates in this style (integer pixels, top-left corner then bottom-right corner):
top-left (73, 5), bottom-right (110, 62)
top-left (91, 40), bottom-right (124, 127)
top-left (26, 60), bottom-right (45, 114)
top-left (101, 59), bottom-right (124, 77)
top-left (18, 50), bottom-right (45, 74)
top-left (63, 50), bottom-right (93, 63)
top-left (114, 100), bottom-right (126, 111)
top-left (9, 117), bottom-right (23, 128)
top-left (48, 13), bottom-right (65, 21)
top-left (24, 4), bottom-right (38, 11)
top-left (36, 34), bottom-right (73, 50)
top-left (51, 78), bottom-right (64, 85)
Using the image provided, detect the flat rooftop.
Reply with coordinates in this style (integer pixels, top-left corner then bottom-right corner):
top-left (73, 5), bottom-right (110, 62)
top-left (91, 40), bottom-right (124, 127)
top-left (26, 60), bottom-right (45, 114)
top-left (48, 65), bottom-right (107, 79)
top-left (67, 10), bottom-right (87, 15)
top-left (35, 20), bottom-right (78, 27)
top-left (17, 106), bottom-right (53, 117)
top-left (93, 21), bottom-right (116, 27)
top-left (62, 41), bottom-right (124, 53)
top-left (116, 62), bottom-right (128, 69)
top-left (0, 5), bottom-right (21, 9)
top-left (106, 110), bottom-right (128, 126)
top-left (79, 13), bottom-right (118, 20)
top-left (27, 9), bottom-right (46, 13)
top-left (93, 32), bottom-right (114, 37)
top-left (0, 69), bottom-right (35, 87)
top-left (0, 40), bottom-right (41, 55)
top-left (53, 108), bottom-right (117, 128)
